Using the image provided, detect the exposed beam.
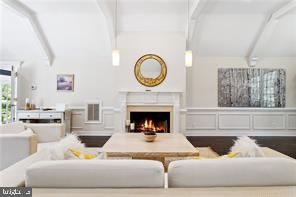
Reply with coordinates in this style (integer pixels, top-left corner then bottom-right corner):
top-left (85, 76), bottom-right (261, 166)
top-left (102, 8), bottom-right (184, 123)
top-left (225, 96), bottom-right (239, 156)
top-left (246, 0), bottom-right (296, 65)
top-left (1, 0), bottom-right (54, 65)
top-left (186, 0), bottom-right (207, 48)
top-left (272, 0), bottom-right (296, 20)
top-left (96, 0), bottom-right (115, 49)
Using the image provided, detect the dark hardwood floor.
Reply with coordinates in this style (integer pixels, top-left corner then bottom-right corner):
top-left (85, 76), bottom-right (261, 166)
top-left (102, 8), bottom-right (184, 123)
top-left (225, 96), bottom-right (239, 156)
top-left (79, 136), bottom-right (111, 147)
top-left (78, 135), bottom-right (296, 159)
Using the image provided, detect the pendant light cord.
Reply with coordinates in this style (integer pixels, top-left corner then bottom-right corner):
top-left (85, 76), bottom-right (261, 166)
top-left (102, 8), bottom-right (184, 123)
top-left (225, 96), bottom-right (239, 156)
top-left (115, 0), bottom-right (118, 48)
top-left (187, 0), bottom-right (189, 49)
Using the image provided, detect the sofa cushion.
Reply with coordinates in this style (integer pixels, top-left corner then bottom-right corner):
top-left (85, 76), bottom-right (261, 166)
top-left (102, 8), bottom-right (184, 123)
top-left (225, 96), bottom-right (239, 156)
top-left (25, 123), bottom-right (64, 143)
top-left (168, 158), bottom-right (296, 188)
top-left (25, 160), bottom-right (164, 188)
top-left (0, 122), bottom-right (25, 134)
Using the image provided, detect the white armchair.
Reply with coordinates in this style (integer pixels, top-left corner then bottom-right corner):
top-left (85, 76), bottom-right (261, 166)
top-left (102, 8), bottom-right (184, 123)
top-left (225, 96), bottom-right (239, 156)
top-left (0, 122), bottom-right (37, 170)
top-left (24, 123), bottom-right (65, 151)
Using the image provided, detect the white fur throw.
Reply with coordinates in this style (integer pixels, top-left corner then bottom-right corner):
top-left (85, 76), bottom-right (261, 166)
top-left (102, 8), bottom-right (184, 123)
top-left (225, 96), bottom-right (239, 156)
top-left (230, 136), bottom-right (265, 157)
top-left (49, 134), bottom-right (85, 160)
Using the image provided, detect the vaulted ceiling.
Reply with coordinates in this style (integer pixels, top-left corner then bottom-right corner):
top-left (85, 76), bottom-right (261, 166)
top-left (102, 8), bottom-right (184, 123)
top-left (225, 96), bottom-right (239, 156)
top-left (0, 0), bottom-right (295, 63)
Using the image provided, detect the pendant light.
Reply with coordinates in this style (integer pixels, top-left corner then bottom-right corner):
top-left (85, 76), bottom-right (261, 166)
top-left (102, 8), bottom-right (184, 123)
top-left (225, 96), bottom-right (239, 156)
top-left (112, 0), bottom-right (120, 66)
top-left (185, 0), bottom-right (192, 67)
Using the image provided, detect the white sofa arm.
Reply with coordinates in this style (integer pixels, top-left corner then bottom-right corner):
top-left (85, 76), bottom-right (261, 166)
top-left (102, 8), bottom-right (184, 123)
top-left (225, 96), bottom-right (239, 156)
top-left (0, 133), bottom-right (37, 170)
top-left (24, 123), bottom-right (65, 143)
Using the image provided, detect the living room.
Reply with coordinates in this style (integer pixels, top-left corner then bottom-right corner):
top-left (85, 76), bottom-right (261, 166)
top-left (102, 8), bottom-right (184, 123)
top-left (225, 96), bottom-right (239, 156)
top-left (0, 0), bottom-right (296, 196)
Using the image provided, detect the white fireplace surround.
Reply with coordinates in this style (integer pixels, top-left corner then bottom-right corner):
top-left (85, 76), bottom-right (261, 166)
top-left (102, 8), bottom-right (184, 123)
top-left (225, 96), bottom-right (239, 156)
top-left (119, 91), bottom-right (183, 133)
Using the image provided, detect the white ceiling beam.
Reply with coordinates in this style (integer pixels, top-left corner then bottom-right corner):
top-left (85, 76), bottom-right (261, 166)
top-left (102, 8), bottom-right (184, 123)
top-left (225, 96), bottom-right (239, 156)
top-left (186, 0), bottom-right (207, 48)
top-left (1, 0), bottom-right (54, 65)
top-left (96, 0), bottom-right (115, 49)
top-left (246, 0), bottom-right (296, 65)
top-left (272, 0), bottom-right (296, 20)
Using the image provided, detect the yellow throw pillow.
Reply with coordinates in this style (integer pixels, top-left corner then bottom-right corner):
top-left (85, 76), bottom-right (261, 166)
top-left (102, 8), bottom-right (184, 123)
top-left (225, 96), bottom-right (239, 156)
top-left (219, 152), bottom-right (240, 159)
top-left (190, 156), bottom-right (200, 160)
top-left (227, 152), bottom-right (240, 158)
top-left (68, 148), bottom-right (96, 160)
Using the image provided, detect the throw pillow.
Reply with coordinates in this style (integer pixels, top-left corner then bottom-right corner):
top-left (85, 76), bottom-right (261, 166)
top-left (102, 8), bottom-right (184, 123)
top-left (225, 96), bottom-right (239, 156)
top-left (49, 134), bottom-right (85, 160)
top-left (219, 152), bottom-right (240, 159)
top-left (229, 136), bottom-right (265, 157)
top-left (68, 148), bottom-right (97, 160)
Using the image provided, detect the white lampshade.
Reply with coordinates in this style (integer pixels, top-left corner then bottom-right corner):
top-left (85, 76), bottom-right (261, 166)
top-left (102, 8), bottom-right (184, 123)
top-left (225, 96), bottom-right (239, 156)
top-left (185, 50), bottom-right (192, 67)
top-left (112, 49), bottom-right (120, 66)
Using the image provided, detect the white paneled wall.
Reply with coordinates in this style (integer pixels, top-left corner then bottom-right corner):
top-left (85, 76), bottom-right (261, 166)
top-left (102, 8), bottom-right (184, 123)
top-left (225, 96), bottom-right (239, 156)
top-left (70, 106), bottom-right (296, 136)
top-left (70, 107), bottom-right (119, 136)
top-left (186, 108), bottom-right (296, 136)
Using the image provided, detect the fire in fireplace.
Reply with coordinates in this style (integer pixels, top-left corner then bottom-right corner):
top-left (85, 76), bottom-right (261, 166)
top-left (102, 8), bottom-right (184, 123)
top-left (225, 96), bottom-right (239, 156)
top-left (130, 112), bottom-right (170, 133)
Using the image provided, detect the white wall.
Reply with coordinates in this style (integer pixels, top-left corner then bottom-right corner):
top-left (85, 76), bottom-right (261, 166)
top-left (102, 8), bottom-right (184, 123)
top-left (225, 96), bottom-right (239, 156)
top-left (18, 32), bottom-right (186, 109)
top-left (187, 57), bottom-right (296, 107)
top-left (18, 56), bottom-right (116, 108)
top-left (115, 32), bottom-right (186, 95)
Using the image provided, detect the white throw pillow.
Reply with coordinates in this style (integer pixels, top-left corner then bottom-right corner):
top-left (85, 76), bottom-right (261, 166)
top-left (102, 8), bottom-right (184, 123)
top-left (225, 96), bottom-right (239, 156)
top-left (230, 136), bottom-right (265, 157)
top-left (49, 134), bottom-right (85, 160)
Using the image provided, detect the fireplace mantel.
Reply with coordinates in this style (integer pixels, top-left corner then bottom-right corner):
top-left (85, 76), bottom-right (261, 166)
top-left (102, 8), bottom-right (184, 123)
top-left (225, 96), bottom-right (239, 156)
top-left (119, 91), bottom-right (183, 133)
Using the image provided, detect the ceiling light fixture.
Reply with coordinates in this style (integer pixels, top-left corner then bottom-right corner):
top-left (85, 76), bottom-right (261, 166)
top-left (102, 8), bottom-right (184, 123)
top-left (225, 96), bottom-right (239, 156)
top-left (112, 0), bottom-right (120, 66)
top-left (185, 0), bottom-right (192, 67)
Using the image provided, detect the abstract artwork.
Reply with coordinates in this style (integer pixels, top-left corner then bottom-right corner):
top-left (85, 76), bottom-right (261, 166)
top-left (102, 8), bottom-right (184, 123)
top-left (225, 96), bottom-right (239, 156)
top-left (57, 74), bottom-right (74, 91)
top-left (218, 68), bottom-right (286, 108)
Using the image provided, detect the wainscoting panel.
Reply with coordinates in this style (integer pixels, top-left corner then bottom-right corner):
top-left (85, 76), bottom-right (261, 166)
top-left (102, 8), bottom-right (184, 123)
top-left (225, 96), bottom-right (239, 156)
top-left (71, 112), bottom-right (84, 131)
top-left (186, 113), bottom-right (216, 130)
top-left (253, 114), bottom-right (285, 130)
top-left (218, 114), bottom-right (251, 130)
top-left (103, 112), bottom-right (115, 130)
top-left (186, 108), bottom-right (296, 136)
top-left (287, 114), bottom-right (296, 130)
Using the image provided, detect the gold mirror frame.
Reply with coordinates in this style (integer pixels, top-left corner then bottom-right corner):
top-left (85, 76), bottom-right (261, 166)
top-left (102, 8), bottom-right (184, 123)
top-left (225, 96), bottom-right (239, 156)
top-left (134, 54), bottom-right (167, 87)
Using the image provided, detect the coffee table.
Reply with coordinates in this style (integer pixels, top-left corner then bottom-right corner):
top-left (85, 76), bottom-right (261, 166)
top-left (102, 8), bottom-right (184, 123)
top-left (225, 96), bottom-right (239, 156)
top-left (102, 133), bottom-right (199, 169)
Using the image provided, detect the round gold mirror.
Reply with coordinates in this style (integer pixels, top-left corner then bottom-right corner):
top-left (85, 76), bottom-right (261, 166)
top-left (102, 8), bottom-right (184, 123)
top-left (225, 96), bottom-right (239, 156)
top-left (134, 54), bottom-right (167, 87)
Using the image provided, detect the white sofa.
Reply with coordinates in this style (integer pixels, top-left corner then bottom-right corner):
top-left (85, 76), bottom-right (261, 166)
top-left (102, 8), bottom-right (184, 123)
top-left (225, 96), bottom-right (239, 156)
top-left (0, 122), bottom-right (37, 170)
top-left (1, 146), bottom-right (295, 197)
top-left (25, 157), bottom-right (296, 188)
top-left (25, 160), bottom-right (165, 188)
top-left (168, 158), bottom-right (296, 188)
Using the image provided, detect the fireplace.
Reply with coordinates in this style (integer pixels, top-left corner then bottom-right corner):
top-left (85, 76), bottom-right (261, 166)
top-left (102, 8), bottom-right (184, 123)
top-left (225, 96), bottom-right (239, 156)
top-left (127, 105), bottom-right (173, 133)
top-left (130, 112), bottom-right (170, 133)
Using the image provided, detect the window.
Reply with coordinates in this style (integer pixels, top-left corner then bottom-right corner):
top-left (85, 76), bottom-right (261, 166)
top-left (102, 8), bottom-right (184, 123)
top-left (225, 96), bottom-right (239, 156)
top-left (0, 65), bottom-right (17, 124)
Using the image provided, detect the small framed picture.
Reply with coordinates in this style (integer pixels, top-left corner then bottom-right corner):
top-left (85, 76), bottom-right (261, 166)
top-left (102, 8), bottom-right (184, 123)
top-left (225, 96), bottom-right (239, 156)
top-left (57, 74), bottom-right (74, 91)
